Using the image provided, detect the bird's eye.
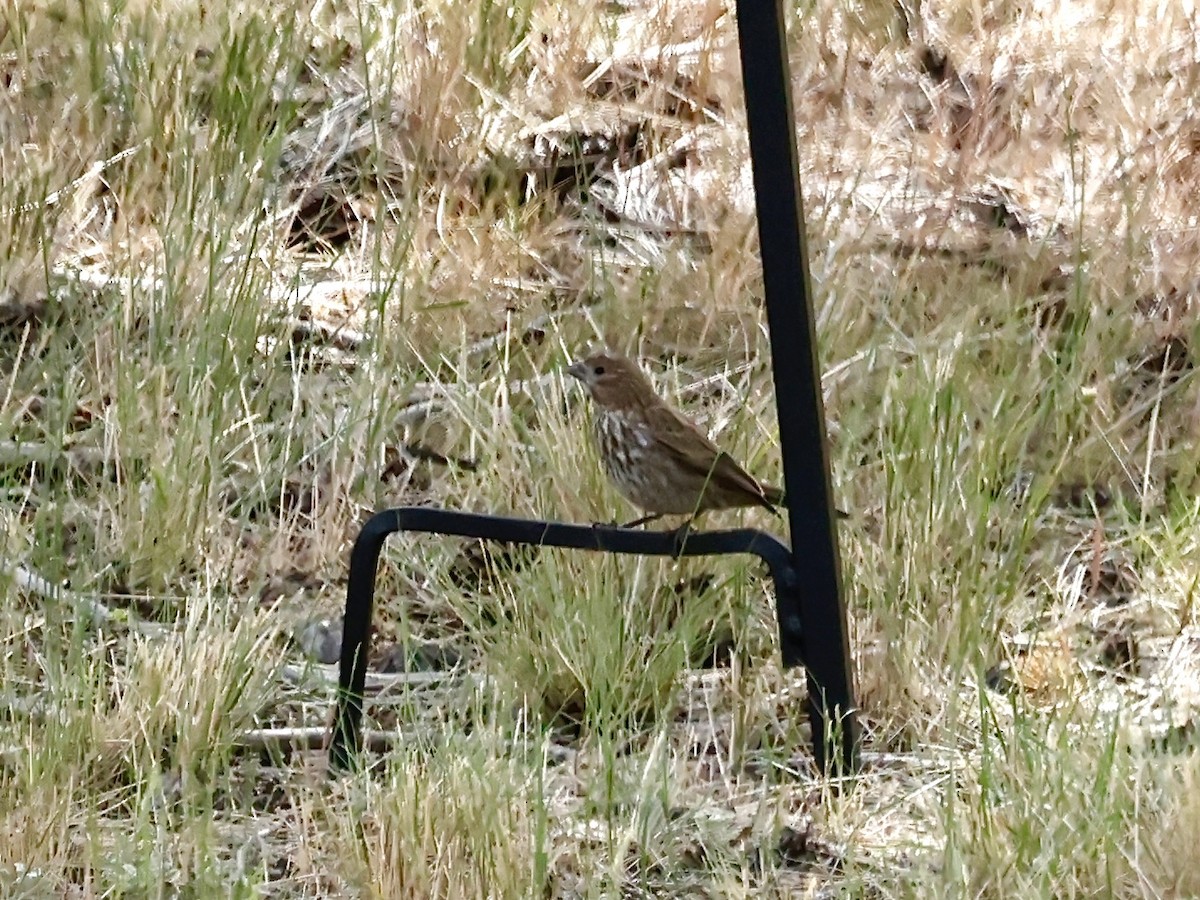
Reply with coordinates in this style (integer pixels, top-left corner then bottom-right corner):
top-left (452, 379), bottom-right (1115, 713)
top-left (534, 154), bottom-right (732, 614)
top-left (593, 365), bottom-right (606, 375)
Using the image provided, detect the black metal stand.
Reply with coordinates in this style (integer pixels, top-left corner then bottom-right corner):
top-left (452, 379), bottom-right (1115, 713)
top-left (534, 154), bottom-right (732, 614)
top-left (735, 0), bottom-right (860, 773)
top-left (327, 0), bottom-right (859, 777)
top-left (328, 508), bottom-right (803, 770)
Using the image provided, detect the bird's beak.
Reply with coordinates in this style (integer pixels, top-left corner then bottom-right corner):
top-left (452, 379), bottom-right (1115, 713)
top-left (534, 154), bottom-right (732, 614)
top-left (566, 361), bottom-right (587, 381)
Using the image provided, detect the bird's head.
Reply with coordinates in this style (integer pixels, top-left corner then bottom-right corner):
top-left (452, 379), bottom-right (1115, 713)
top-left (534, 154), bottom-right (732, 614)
top-left (566, 352), bottom-right (653, 409)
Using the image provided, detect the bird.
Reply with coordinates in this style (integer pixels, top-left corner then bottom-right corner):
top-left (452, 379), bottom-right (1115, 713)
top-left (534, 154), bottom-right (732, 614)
top-left (566, 351), bottom-right (784, 528)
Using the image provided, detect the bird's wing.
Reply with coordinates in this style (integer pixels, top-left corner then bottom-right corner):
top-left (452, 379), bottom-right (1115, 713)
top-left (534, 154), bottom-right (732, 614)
top-left (644, 402), bottom-right (721, 460)
top-left (645, 402), bottom-right (771, 500)
top-left (711, 452), bottom-right (775, 505)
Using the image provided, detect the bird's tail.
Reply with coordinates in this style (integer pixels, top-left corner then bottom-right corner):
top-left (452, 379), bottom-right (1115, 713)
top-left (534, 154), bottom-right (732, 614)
top-left (760, 484), bottom-right (849, 519)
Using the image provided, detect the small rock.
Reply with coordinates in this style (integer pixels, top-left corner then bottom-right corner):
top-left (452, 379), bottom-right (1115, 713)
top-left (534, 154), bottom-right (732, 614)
top-left (295, 618), bottom-right (343, 664)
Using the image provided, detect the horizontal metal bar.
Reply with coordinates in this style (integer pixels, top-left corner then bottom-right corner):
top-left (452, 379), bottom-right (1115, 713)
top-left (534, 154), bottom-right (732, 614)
top-left (358, 507), bottom-right (794, 577)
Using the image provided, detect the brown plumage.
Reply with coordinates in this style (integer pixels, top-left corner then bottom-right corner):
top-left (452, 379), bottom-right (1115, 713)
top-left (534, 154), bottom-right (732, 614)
top-left (566, 352), bottom-right (783, 526)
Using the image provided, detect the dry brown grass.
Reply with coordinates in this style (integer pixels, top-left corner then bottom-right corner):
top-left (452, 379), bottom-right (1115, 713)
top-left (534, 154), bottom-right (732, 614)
top-left (2, 0), bottom-right (1200, 895)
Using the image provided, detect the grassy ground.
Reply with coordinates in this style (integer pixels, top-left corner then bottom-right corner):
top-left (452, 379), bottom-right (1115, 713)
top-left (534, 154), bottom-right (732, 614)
top-left (3, 0), bottom-right (1200, 895)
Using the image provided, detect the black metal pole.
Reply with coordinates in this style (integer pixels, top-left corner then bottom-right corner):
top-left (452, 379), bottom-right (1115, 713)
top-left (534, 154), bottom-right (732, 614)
top-left (734, 0), bottom-right (859, 773)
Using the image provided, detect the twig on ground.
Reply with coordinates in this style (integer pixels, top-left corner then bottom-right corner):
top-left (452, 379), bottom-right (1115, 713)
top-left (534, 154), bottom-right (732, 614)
top-left (234, 726), bottom-right (397, 755)
top-left (4, 561), bottom-right (167, 637)
top-left (0, 440), bottom-right (109, 469)
top-left (279, 662), bottom-right (466, 693)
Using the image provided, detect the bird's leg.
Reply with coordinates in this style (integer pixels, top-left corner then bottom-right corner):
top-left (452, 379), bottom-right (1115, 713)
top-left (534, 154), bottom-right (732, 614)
top-left (669, 519), bottom-right (695, 558)
top-left (620, 513), bottom-right (663, 529)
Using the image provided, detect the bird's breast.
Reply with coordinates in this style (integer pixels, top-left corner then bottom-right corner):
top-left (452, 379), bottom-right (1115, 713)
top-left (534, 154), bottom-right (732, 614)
top-left (594, 410), bottom-right (651, 461)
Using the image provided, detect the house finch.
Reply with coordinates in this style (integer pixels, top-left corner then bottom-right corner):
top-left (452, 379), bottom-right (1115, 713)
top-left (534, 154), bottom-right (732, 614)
top-left (566, 352), bottom-right (784, 527)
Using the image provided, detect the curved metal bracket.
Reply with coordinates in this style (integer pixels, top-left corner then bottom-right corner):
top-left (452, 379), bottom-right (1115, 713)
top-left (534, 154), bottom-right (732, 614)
top-left (328, 507), bottom-right (855, 774)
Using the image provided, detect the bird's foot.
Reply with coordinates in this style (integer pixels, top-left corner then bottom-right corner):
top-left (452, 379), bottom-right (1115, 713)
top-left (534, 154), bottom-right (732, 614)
top-left (669, 520), bottom-right (695, 558)
top-left (620, 513), bottom-right (662, 529)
